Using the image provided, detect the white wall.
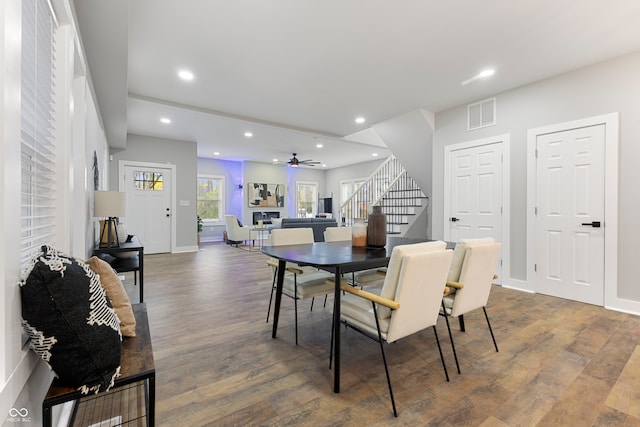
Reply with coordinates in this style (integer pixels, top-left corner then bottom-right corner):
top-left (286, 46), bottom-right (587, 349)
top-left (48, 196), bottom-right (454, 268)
top-left (109, 134), bottom-right (198, 251)
top-left (433, 51), bottom-right (640, 305)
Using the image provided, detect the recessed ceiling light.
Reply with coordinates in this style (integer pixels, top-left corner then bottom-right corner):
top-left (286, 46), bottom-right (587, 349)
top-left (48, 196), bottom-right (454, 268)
top-left (244, 132), bottom-right (253, 138)
top-left (272, 158), bottom-right (278, 163)
top-left (213, 152), bottom-right (220, 156)
top-left (478, 69), bottom-right (495, 78)
top-left (461, 68), bottom-right (495, 85)
top-left (322, 164), bottom-right (327, 168)
top-left (355, 117), bottom-right (366, 124)
top-left (160, 117), bottom-right (171, 124)
top-left (178, 70), bottom-right (194, 81)
top-left (316, 144), bottom-right (323, 148)
top-left (372, 152), bottom-right (379, 157)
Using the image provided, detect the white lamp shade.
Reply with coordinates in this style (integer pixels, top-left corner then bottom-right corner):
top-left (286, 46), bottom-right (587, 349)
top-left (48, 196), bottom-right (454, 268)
top-left (94, 191), bottom-right (126, 217)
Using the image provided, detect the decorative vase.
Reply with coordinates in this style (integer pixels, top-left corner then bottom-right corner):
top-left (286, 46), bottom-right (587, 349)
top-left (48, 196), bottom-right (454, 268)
top-left (367, 206), bottom-right (387, 247)
top-left (352, 218), bottom-right (367, 247)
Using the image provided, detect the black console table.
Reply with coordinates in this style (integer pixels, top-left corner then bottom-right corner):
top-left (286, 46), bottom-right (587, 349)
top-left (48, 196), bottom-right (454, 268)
top-left (93, 236), bottom-right (144, 302)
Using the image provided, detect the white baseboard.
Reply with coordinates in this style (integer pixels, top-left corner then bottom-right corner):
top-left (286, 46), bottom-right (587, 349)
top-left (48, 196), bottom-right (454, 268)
top-left (173, 245), bottom-right (199, 253)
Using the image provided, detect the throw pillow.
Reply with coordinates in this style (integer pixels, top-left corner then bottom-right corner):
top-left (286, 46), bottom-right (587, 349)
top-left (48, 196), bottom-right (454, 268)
top-left (20, 246), bottom-right (122, 394)
top-left (237, 218), bottom-right (243, 227)
top-left (270, 217), bottom-right (283, 228)
top-left (85, 256), bottom-right (137, 337)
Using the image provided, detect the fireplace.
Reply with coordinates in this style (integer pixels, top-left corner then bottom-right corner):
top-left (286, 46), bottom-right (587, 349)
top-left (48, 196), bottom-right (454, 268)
top-left (252, 211), bottom-right (281, 225)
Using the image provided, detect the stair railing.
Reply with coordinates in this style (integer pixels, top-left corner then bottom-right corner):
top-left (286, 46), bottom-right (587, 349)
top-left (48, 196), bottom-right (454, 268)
top-left (339, 155), bottom-right (403, 226)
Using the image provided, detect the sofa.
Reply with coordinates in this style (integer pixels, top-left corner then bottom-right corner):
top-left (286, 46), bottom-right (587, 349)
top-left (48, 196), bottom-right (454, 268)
top-left (276, 217), bottom-right (338, 242)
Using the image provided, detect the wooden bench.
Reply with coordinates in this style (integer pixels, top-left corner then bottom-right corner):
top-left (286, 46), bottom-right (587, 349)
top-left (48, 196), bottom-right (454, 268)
top-left (43, 303), bottom-right (155, 426)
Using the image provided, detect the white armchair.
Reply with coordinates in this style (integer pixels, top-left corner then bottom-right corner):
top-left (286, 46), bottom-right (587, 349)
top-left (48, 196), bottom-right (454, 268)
top-left (441, 237), bottom-right (502, 374)
top-left (224, 214), bottom-right (258, 247)
top-left (335, 241), bottom-right (453, 417)
top-left (266, 228), bottom-right (334, 345)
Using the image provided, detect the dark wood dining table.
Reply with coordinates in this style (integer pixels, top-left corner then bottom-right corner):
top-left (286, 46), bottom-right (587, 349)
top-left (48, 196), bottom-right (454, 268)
top-left (261, 236), bottom-right (451, 393)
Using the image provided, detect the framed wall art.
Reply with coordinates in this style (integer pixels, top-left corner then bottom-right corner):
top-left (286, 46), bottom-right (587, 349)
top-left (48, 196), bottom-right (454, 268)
top-left (248, 183), bottom-right (285, 208)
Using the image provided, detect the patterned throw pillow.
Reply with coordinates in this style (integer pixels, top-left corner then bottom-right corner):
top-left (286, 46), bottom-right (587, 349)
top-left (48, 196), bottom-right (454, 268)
top-left (20, 246), bottom-right (122, 394)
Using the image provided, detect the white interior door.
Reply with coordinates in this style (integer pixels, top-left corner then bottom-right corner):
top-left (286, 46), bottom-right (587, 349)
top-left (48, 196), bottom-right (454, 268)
top-left (536, 125), bottom-right (605, 305)
top-left (123, 165), bottom-right (172, 254)
top-left (447, 143), bottom-right (503, 240)
top-left (446, 141), bottom-right (503, 280)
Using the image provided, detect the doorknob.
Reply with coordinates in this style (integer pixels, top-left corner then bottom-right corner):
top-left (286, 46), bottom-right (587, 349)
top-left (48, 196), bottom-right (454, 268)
top-left (450, 217), bottom-right (460, 222)
top-left (581, 221), bottom-right (601, 228)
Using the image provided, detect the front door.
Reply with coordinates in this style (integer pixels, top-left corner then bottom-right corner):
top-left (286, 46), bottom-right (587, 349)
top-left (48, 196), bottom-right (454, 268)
top-left (535, 124), bottom-right (605, 305)
top-left (123, 165), bottom-right (172, 254)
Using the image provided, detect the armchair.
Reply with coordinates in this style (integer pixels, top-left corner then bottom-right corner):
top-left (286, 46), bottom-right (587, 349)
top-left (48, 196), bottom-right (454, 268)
top-left (441, 237), bottom-right (502, 374)
top-left (224, 214), bottom-right (259, 247)
top-left (266, 228), bottom-right (334, 345)
top-left (335, 241), bottom-right (453, 417)
top-left (323, 226), bottom-right (384, 288)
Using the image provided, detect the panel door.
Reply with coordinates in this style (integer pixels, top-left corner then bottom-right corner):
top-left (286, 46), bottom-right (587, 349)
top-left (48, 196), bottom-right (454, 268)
top-left (536, 124), bottom-right (605, 305)
top-left (448, 142), bottom-right (503, 242)
top-left (123, 165), bottom-right (172, 254)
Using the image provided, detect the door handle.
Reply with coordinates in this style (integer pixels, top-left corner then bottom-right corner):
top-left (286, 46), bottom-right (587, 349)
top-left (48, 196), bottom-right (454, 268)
top-left (450, 217), bottom-right (460, 222)
top-left (581, 221), bottom-right (601, 228)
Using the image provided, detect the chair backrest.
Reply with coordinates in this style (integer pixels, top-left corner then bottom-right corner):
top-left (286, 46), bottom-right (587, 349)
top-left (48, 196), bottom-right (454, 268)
top-left (324, 227), bottom-right (352, 242)
top-left (377, 241), bottom-right (446, 321)
top-left (447, 237), bottom-right (496, 282)
top-left (269, 227), bottom-right (314, 246)
top-left (385, 245), bottom-right (453, 342)
top-left (449, 241), bottom-right (502, 317)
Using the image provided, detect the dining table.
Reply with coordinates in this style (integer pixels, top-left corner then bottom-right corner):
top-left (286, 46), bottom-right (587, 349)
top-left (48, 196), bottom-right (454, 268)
top-left (261, 236), bottom-right (452, 393)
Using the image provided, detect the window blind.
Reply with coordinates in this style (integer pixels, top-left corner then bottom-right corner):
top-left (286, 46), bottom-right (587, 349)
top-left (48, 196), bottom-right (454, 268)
top-left (20, 0), bottom-right (57, 266)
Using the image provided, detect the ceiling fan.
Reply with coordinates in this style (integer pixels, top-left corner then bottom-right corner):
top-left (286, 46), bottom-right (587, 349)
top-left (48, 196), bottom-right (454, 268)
top-left (287, 153), bottom-right (321, 167)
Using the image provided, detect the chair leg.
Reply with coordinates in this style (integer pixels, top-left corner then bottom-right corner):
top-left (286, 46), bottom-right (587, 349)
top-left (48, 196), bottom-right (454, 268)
top-left (483, 307), bottom-right (499, 352)
top-left (310, 297), bottom-right (315, 311)
top-left (372, 303), bottom-right (398, 417)
top-left (432, 325), bottom-right (450, 382)
top-left (458, 314), bottom-right (465, 332)
top-left (441, 302), bottom-right (460, 374)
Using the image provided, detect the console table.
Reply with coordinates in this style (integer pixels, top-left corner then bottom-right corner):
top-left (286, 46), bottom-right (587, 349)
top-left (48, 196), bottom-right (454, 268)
top-left (93, 236), bottom-right (144, 302)
top-left (42, 303), bottom-right (155, 427)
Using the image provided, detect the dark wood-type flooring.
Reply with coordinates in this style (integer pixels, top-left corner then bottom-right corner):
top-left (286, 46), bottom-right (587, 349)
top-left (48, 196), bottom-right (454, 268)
top-left (133, 242), bottom-right (640, 426)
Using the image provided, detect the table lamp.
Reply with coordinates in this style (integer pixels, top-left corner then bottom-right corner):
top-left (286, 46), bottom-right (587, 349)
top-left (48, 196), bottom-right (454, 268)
top-left (94, 191), bottom-right (126, 248)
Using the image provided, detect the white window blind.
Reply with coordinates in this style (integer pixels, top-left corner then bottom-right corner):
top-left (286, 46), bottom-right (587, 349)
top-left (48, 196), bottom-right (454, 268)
top-left (21, 0), bottom-right (57, 265)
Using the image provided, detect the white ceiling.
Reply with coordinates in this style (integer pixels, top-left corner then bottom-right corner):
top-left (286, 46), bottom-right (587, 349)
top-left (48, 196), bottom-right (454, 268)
top-left (75, 0), bottom-right (640, 169)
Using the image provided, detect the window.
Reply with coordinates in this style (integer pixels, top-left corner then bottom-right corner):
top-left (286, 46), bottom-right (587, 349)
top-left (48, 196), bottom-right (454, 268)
top-left (20, 0), bottom-right (57, 265)
top-left (296, 182), bottom-right (317, 218)
top-left (197, 175), bottom-right (224, 222)
top-left (134, 170), bottom-right (164, 190)
top-left (340, 178), bottom-right (366, 220)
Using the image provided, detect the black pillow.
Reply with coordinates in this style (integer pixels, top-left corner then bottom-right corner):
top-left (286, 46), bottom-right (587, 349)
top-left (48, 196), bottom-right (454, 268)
top-left (237, 218), bottom-right (243, 227)
top-left (20, 246), bottom-right (122, 394)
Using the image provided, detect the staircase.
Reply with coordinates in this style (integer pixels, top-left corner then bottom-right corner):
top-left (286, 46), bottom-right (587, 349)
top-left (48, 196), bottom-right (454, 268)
top-left (339, 156), bottom-right (428, 235)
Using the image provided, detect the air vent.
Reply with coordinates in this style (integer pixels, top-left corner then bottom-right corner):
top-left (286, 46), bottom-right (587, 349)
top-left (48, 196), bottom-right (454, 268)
top-left (467, 97), bottom-right (496, 130)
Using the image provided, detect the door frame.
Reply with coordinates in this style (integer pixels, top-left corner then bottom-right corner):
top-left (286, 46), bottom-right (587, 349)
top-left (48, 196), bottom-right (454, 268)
top-left (526, 113), bottom-right (619, 308)
top-left (118, 160), bottom-right (177, 254)
top-left (443, 134), bottom-right (511, 285)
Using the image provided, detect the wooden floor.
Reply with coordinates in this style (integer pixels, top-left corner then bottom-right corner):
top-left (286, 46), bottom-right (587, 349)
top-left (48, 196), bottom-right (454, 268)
top-left (134, 242), bottom-right (640, 426)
